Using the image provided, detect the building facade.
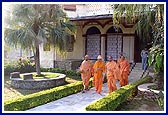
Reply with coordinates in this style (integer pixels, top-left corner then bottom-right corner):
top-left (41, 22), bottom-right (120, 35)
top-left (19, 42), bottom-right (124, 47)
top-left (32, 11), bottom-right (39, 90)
top-left (39, 4), bottom-right (139, 69)
top-left (4, 4), bottom-right (141, 69)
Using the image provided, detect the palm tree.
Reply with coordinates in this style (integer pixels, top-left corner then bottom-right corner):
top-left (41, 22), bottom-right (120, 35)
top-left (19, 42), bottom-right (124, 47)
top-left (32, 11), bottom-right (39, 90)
top-left (4, 4), bottom-right (75, 75)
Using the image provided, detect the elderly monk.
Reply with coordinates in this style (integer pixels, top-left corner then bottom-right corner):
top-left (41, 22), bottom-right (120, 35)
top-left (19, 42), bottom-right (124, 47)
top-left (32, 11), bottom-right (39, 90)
top-left (105, 56), bottom-right (120, 94)
top-left (118, 55), bottom-right (130, 87)
top-left (80, 55), bottom-right (93, 93)
top-left (93, 55), bottom-right (105, 94)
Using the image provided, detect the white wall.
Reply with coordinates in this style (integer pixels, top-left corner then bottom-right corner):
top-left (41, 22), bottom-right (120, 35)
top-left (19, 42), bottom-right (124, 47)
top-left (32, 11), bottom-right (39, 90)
top-left (39, 44), bottom-right (54, 68)
top-left (123, 36), bottom-right (134, 62)
top-left (66, 25), bottom-right (84, 60)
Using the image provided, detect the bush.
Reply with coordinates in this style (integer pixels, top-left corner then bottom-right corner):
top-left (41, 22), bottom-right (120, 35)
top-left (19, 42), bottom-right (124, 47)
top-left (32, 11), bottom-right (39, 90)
top-left (4, 78), bottom-right (94, 111)
top-left (41, 68), bottom-right (80, 79)
top-left (5, 63), bottom-right (79, 78)
top-left (4, 59), bottom-right (35, 76)
top-left (66, 70), bottom-right (80, 76)
top-left (4, 63), bottom-right (16, 76)
top-left (4, 81), bottom-right (83, 111)
top-left (86, 85), bottom-right (135, 111)
top-left (85, 76), bottom-right (153, 111)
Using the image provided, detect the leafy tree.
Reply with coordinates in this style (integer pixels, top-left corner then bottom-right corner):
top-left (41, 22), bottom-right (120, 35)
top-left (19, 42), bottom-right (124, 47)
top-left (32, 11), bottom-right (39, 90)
top-left (113, 4), bottom-right (155, 44)
top-left (4, 4), bottom-right (75, 75)
top-left (113, 4), bottom-right (164, 89)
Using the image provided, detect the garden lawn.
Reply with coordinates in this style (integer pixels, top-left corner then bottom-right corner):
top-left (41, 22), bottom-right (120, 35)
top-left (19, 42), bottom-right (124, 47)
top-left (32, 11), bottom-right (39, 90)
top-left (20, 72), bottom-right (60, 79)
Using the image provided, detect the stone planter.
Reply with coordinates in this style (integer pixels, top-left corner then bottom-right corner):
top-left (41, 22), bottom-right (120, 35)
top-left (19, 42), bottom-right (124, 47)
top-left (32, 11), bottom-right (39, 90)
top-left (23, 74), bottom-right (33, 80)
top-left (10, 72), bottom-right (20, 79)
top-left (10, 73), bottom-right (66, 90)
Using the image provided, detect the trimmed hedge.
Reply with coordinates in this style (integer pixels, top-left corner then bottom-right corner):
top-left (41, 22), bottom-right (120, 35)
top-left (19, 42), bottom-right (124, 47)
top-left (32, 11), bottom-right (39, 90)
top-left (4, 77), bottom-right (94, 111)
top-left (4, 79), bottom-right (92, 111)
top-left (85, 76), bottom-right (153, 111)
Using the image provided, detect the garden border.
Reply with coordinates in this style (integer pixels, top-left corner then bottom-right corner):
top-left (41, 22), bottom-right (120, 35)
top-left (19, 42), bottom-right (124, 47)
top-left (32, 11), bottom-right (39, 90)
top-left (4, 78), bottom-right (93, 111)
top-left (85, 76), bottom-right (153, 111)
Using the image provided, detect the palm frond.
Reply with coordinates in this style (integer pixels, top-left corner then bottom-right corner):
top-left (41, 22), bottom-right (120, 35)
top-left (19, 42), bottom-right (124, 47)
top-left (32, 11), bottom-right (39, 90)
top-left (5, 27), bottom-right (36, 50)
top-left (4, 4), bottom-right (75, 56)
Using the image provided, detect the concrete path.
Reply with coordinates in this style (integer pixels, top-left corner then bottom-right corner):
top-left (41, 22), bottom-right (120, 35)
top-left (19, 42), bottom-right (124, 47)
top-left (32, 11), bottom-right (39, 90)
top-left (27, 63), bottom-right (148, 112)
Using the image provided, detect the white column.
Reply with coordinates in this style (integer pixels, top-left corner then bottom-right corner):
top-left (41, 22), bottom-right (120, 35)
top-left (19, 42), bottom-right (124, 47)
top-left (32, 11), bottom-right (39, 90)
top-left (101, 35), bottom-right (106, 60)
top-left (123, 36), bottom-right (134, 62)
top-left (83, 36), bottom-right (86, 58)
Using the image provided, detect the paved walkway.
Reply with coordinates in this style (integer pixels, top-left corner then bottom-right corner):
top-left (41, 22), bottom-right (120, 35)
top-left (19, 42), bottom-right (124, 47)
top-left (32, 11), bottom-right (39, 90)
top-left (27, 63), bottom-right (148, 112)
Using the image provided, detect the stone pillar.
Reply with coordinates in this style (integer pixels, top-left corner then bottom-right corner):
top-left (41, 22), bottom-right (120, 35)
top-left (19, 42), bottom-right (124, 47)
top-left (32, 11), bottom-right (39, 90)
top-left (83, 35), bottom-right (86, 58)
top-left (101, 34), bottom-right (106, 60)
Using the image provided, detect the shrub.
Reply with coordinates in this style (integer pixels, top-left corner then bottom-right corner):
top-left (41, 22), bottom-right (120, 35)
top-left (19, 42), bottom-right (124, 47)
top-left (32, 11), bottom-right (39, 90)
top-left (4, 63), bottom-right (16, 76)
top-left (85, 76), bottom-right (153, 111)
top-left (41, 68), bottom-right (81, 80)
top-left (4, 81), bottom-right (83, 111)
top-left (4, 78), bottom-right (93, 111)
top-left (66, 70), bottom-right (80, 76)
top-left (4, 59), bottom-right (35, 76)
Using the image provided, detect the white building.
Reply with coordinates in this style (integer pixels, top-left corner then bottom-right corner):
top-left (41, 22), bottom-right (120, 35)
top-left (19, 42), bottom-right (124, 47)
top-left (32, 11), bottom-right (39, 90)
top-left (5, 4), bottom-right (141, 69)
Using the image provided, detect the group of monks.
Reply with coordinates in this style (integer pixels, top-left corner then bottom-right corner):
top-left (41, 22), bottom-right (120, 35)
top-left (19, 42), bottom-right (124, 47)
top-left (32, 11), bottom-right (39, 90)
top-left (79, 54), bottom-right (130, 94)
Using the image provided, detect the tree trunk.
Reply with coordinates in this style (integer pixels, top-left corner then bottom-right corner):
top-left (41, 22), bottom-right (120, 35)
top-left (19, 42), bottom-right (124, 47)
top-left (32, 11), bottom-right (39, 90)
top-left (35, 40), bottom-right (41, 75)
top-left (32, 4), bottom-right (41, 75)
top-left (157, 71), bottom-right (164, 90)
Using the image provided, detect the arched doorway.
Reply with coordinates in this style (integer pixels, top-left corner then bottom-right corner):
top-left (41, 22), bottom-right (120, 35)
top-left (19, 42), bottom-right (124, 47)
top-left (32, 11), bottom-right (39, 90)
top-left (86, 27), bottom-right (101, 60)
top-left (106, 26), bottom-right (123, 61)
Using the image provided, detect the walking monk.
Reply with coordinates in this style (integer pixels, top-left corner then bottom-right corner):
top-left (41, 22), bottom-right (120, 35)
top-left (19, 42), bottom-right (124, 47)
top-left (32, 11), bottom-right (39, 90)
top-left (80, 55), bottom-right (93, 93)
top-left (118, 55), bottom-right (130, 87)
top-left (93, 55), bottom-right (105, 94)
top-left (105, 56), bottom-right (120, 94)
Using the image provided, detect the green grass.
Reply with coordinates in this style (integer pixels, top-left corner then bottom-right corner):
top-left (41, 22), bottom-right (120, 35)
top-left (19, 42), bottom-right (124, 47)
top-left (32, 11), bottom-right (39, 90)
top-left (20, 72), bottom-right (60, 79)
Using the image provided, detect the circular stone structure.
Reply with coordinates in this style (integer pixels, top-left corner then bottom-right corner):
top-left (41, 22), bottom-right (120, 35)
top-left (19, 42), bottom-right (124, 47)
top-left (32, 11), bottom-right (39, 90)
top-left (10, 72), bottom-right (66, 90)
top-left (138, 83), bottom-right (164, 94)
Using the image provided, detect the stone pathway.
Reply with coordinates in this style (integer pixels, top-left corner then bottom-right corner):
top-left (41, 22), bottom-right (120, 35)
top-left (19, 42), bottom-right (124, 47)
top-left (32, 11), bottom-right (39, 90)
top-left (27, 63), bottom-right (151, 112)
top-left (27, 81), bottom-right (122, 112)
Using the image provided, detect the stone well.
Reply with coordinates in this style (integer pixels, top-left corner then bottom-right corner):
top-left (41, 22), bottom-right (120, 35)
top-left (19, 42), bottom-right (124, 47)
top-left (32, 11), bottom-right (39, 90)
top-left (10, 72), bottom-right (66, 90)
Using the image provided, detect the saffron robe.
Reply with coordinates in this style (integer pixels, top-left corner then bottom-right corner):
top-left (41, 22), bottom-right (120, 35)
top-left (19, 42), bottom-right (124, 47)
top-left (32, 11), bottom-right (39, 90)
top-left (80, 60), bottom-right (93, 88)
top-left (93, 60), bottom-right (105, 94)
top-left (118, 59), bottom-right (130, 86)
top-left (105, 61), bottom-right (119, 93)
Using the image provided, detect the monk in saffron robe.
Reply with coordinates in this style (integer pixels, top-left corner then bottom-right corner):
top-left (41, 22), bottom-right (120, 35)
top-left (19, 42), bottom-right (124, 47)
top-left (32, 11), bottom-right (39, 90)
top-left (117, 56), bottom-right (122, 80)
top-left (80, 55), bottom-right (93, 93)
top-left (105, 56), bottom-right (120, 94)
top-left (93, 55), bottom-right (105, 94)
top-left (118, 55), bottom-right (130, 87)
